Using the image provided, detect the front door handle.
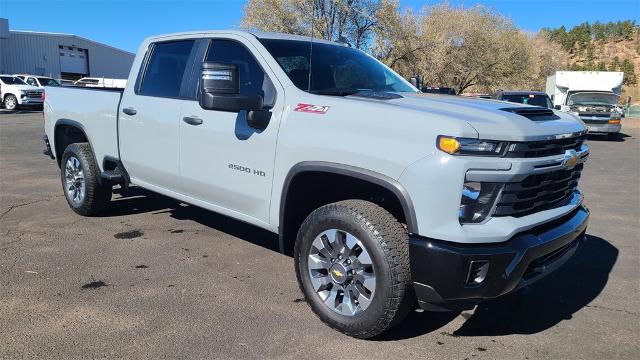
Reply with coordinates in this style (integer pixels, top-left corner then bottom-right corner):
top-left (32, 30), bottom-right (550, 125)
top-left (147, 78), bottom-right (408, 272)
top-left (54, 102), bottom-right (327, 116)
top-left (183, 116), bottom-right (203, 126)
top-left (122, 107), bottom-right (137, 116)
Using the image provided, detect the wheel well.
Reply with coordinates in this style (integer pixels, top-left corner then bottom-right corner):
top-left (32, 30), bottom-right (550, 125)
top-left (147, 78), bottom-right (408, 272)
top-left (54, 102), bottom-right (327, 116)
top-left (54, 124), bottom-right (88, 166)
top-left (279, 171), bottom-right (409, 254)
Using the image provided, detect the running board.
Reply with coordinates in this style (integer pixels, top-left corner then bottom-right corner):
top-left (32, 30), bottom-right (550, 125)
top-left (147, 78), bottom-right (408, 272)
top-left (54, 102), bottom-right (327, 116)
top-left (100, 169), bottom-right (125, 182)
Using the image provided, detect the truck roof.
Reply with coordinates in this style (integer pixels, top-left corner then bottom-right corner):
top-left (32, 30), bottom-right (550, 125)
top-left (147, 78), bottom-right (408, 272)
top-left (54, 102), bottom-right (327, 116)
top-left (144, 30), bottom-right (344, 47)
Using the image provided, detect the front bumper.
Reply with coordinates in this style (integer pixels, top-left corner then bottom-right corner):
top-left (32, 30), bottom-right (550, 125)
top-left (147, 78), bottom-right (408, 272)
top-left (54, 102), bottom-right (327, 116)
top-left (585, 123), bottom-right (621, 134)
top-left (18, 98), bottom-right (44, 105)
top-left (410, 205), bottom-right (589, 311)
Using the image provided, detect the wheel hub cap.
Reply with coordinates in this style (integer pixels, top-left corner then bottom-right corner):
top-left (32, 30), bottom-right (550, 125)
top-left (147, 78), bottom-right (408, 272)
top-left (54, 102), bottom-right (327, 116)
top-left (307, 229), bottom-right (376, 316)
top-left (64, 156), bottom-right (85, 205)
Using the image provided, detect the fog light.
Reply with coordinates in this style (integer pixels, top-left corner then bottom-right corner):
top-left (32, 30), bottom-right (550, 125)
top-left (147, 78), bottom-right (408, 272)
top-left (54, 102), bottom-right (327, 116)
top-left (465, 260), bottom-right (489, 287)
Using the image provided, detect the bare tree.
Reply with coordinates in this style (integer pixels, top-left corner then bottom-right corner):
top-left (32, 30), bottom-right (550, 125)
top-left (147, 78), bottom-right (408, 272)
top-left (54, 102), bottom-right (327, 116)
top-left (242, 0), bottom-right (383, 49)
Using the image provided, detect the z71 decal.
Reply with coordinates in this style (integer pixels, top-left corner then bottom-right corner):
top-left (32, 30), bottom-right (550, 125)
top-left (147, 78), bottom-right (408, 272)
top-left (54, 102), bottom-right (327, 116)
top-left (294, 103), bottom-right (330, 114)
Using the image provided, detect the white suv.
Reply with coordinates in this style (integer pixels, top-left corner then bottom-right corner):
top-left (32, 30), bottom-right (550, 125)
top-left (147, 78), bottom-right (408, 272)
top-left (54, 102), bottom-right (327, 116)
top-left (0, 75), bottom-right (44, 110)
top-left (15, 74), bottom-right (62, 88)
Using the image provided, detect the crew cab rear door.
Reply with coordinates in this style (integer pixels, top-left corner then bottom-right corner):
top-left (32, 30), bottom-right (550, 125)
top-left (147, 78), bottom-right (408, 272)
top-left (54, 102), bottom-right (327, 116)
top-left (119, 39), bottom-right (202, 193)
top-left (178, 36), bottom-right (283, 226)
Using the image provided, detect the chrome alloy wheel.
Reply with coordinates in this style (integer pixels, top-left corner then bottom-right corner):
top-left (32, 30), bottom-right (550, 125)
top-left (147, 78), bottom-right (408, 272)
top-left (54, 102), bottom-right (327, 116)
top-left (307, 229), bottom-right (376, 316)
top-left (64, 156), bottom-right (85, 205)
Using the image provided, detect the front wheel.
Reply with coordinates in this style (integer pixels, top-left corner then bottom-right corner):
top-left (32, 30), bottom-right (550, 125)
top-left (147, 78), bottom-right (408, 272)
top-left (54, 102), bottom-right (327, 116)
top-left (60, 143), bottom-right (112, 216)
top-left (4, 94), bottom-right (18, 110)
top-left (294, 200), bottom-right (413, 338)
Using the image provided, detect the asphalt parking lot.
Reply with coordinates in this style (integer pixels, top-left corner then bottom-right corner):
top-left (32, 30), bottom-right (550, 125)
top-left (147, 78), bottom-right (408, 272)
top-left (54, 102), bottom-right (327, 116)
top-left (1, 110), bottom-right (638, 359)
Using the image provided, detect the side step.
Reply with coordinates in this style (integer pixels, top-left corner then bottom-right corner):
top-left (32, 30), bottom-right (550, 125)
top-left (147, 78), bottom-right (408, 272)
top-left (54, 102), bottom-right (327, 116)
top-left (100, 169), bottom-right (125, 183)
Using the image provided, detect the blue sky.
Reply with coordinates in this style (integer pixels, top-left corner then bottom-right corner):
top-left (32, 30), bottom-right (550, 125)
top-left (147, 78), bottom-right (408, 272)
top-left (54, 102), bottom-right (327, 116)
top-left (1, 0), bottom-right (638, 53)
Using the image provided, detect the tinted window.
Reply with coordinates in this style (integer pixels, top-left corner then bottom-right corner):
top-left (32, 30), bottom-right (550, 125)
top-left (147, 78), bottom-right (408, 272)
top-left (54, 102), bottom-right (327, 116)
top-left (260, 39), bottom-right (414, 95)
top-left (205, 39), bottom-right (276, 107)
top-left (38, 77), bottom-right (60, 86)
top-left (502, 94), bottom-right (553, 109)
top-left (140, 40), bottom-right (195, 98)
top-left (26, 78), bottom-right (38, 86)
top-left (0, 76), bottom-right (26, 85)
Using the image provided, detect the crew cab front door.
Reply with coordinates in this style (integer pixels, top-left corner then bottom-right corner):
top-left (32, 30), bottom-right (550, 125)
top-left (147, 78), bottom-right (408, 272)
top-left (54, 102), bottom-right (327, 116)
top-left (178, 37), bottom-right (282, 226)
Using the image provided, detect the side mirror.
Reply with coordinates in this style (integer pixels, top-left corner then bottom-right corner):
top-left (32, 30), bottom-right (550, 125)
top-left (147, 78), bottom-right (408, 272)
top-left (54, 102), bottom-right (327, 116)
top-left (554, 105), bottom-right (561, 110)
top-left (199, 62), bottom-right (263, 112)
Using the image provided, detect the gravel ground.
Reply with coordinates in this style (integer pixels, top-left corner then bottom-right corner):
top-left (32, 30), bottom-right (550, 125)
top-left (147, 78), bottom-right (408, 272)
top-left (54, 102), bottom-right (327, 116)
top-left (1, 111), bottom-right (638, 359)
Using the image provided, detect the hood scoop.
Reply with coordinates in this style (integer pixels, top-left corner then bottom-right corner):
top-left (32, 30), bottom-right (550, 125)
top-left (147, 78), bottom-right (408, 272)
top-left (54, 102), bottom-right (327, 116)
top-left (500, 107), bottom-right (560, 121)
top-left (350, 91), bottom-right (404, 100)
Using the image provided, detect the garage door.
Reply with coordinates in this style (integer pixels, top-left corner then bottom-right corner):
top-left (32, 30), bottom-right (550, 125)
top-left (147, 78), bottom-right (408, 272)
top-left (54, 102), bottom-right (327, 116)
top-left (59, 46), bottom-right (88, 75)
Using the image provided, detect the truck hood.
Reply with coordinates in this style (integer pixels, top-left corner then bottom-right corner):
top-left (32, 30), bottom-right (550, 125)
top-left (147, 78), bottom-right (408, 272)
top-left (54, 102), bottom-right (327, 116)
top-left (348, 92), bottom-right (586, 141)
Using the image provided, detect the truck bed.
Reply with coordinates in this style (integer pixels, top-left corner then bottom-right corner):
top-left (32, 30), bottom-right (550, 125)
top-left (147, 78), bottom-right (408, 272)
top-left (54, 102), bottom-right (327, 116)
top-left (44, 86), bottom-right (123, 171)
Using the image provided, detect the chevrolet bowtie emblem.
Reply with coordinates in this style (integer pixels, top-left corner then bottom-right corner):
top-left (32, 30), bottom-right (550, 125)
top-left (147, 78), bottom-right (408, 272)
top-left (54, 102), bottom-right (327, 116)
top-left (332, 269), bottom-right (344, 277)
top-left (562, 149), bottom-right (579, 170)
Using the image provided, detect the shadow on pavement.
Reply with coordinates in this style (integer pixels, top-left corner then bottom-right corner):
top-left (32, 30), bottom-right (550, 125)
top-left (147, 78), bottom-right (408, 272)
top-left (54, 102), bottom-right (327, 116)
top-left (105, 188), bottom-right (617, 340)
top-left (587, 132), bottom-right (630, 142)
top-left (106, 186), bottom-right (280, 253)
top-left (376, 235), bottom-right (617, 340)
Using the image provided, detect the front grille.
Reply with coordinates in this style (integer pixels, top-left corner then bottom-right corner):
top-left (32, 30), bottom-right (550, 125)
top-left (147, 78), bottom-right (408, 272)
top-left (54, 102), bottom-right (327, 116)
top-left (504, 134), bottom-right (586, 158)
top-left (25, 91), bottom-right (42, 98)
top-left (494, 163), bottom-right (583, 217)
top-left (580, 114), bottom-right (611, 124)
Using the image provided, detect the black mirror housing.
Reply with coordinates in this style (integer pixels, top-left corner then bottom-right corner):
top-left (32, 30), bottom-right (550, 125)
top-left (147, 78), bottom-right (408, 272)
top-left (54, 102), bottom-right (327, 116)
top-left (554, 105), bottom-right (561, 110)
top-left (199, 61), bottom-right (263, 112)
top-left (247, 110), bottom-right (272, 130)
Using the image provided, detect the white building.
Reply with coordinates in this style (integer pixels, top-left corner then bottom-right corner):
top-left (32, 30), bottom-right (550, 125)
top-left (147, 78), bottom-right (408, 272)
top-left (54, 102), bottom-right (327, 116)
top-left (0, 18), bottom-right (134, 80)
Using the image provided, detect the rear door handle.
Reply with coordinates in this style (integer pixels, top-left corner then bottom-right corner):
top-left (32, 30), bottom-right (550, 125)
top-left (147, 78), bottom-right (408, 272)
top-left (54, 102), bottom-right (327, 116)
top-left (183, 116), bottom-right (203, 126)
top-left (122, 107), bottom-right (137, 116)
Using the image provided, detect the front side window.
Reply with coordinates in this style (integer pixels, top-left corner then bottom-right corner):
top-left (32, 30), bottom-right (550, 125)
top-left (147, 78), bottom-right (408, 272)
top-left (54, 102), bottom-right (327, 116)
top-left (26, 77), bottom-right (38, 86)
top-left (205, 39), bottom-right (276, 107)
top-left (140, 40), bottom-right (196, 98)
top-left (38, 78), bottom-right (61, 86)
top-left (259, 39), bottom-right (415, 95)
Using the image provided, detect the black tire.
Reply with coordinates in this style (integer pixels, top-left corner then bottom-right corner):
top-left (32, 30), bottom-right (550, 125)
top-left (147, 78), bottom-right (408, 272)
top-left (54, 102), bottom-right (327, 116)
top-left (4, 94), bottom-right (18, 110)
top-left (60, 143), bottom-right (111, 216)
top-left (294, 200), bottom-right (413, 338)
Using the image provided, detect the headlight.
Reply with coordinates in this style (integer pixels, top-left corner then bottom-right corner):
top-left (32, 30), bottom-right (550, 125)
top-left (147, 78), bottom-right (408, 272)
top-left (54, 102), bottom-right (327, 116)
top-left (459, 181), bottom-right (503, 224)
top-left (437, 136), bottom-right (506, 156)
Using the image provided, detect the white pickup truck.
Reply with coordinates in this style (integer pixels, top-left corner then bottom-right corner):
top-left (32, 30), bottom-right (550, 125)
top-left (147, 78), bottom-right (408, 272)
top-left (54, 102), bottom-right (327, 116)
top-left (44, 30), bottom-right (590, 338)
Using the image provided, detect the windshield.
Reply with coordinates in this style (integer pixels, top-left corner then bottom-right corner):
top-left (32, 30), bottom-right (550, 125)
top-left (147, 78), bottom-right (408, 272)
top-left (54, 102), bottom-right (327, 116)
top-left (0, 76), bottom-right (27, 85)
top-left (502, 94), bottom-right (553, 109)
top-left (38, 77), bottom-right (60, 86)
top-left (568, 92), bottom-right (618, 106)
top-left (259, 39), bottom-right (415, 96)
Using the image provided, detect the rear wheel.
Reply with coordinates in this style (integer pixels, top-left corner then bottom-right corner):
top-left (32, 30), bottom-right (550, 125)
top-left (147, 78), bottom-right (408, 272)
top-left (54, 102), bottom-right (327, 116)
top-left (60, 143), bottom-right (111, 216)
top-left (294, 200), bottom-right (413, 338)
top-left (4, 94), bottom-right (18, 110)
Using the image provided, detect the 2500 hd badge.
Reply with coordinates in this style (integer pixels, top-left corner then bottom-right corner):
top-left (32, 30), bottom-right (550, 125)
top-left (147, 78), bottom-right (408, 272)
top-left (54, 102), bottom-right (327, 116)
top-left (228, 163), bottom-right (266, 177)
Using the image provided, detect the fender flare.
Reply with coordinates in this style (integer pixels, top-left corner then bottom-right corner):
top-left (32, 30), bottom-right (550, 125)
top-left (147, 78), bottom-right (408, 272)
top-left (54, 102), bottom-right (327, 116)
top-left (278, 161), bottom-right (419, 252)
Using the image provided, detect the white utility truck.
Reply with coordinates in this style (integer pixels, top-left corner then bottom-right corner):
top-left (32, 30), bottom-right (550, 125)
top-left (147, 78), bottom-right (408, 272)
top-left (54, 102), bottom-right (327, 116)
top-left (44, 31), bottom-right (590, 338)
top-left (546, 71), bottom-right (624, 138)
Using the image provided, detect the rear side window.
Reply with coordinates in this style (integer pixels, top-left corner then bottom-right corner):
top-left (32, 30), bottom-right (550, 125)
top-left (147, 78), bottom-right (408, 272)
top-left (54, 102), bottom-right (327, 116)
top-left (140, 40), bottom-right (195, 98)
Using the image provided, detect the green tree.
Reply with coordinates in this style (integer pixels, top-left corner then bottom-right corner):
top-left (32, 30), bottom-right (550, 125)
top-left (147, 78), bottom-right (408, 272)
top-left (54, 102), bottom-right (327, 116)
top-left (621, 59), bottom-right (637, 86)
top-left (609, 56), bottom-right (621, 71)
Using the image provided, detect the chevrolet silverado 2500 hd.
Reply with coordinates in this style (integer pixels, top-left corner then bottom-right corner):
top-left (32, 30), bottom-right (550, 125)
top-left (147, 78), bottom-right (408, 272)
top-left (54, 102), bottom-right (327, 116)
top-left (44, 31), bottom-right (590, 338)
